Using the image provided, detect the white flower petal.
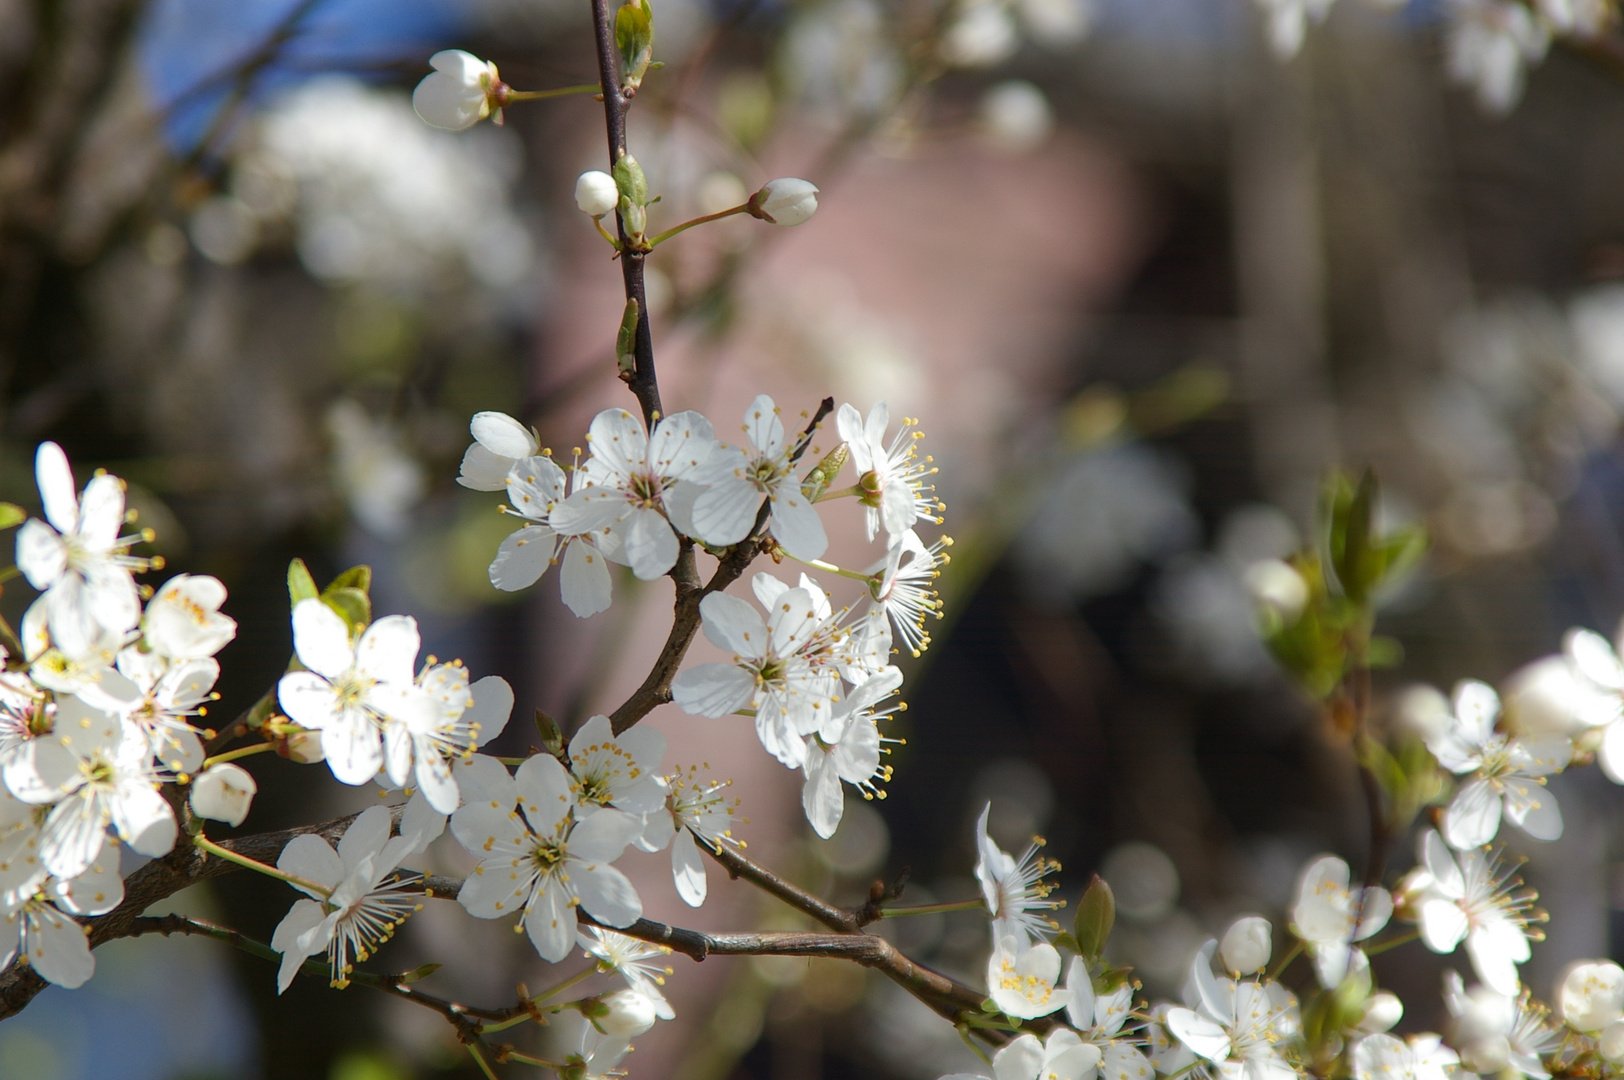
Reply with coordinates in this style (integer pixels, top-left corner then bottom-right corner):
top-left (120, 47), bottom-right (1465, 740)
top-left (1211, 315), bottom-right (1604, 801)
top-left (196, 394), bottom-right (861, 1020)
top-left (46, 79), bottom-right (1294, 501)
top-left (290, 600), bottom-right (353, 680)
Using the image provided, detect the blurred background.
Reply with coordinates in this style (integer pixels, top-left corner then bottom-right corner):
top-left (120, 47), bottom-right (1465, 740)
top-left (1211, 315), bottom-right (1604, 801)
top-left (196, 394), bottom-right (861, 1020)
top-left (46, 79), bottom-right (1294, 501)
top-left (5, 0), bottom-right (1624, 1076)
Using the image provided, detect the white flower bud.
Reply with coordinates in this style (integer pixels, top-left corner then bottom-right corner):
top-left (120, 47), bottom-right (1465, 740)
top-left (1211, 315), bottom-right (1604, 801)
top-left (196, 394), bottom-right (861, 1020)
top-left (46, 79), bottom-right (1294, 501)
top-left (189, 763), bottom-right (257, 827)
top-left (1502, 656), bottom-right (1594, 737)
top-left (1219, 915), bottom-right (1272, 975)
top-left (1559, 961), bottom-right (1624, 1032)
top-left (576, 171), bottom-right (620, 218)
top-left (1242, 559), bottom-right (1308, 622)
top-left (1358, 992), bottom-right (1404, 1034)
top-left (749, 179), bottom-right (819, 226)
top-left (597, 988), bottom-right (659, 1038)
top-left (1601, 1020), bottom-right (1624, 1063)
top-left (285, 727), bottom-right (325, 764)
top-left (413, 49), bottom-right (501, 131)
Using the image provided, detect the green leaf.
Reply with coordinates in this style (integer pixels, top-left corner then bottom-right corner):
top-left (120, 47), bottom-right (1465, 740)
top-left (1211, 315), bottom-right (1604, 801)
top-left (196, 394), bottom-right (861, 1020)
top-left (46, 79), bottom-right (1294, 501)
top-left (1365, 635), bottom-right (1404, 669)
top-left (322, 587), bottom-right (371, 636)
top-left (1051, 932), bottom-right (1081, 955)
top-left (398, 962), bottom-right (442, 984)
top-left (615, 0), bottom-right (654, 92)
top-left (616, 298), bottom-right (640, 376)
top-left (1073, 874), bottom-right (1115, 961)
top-left (0, 504), bottom-right (26, 530)
top-left (288, 558), bottom-right (319, 607)
top-left (326, 565), bottom-right (372, 596)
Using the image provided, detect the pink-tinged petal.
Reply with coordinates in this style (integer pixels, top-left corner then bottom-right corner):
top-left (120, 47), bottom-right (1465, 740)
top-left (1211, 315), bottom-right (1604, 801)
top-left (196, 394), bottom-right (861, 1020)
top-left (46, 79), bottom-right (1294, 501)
top-left (671, 663), bottom-right (755, 718)
top-left (1443, 779), bottom-right (1502, 850)
top-left (321, 713), bottom-right (384, 786)
top-left (525, 878), bottom-right (577, 961)
top-left (464, 676), bottom-right (513, 749)
top-left (697, 592), bottom-right (766, 657)
top-left (587, 408), bottom-right (648, 480)
top-left (490, 525), bottom-right (557, 592)
top-left (571, 862), bottom-right (641, 927)
top-left (113, 782), bottom-right (175, 857)
top-left (51, 845), bottom-right (123, 916)
top-left (672, 829), bottom-right (707, 907)
top-left (619, 507), bottom-right (677, 580)
top-left (355, 615), bottom-right (419, 686)
top-left (569, 807), bottom-right (639, 862)
top-left (271, 899), bottom-right (328, 993)
top-left (743, 395), bottom-right (785, 457)
top-left (801, 747), bottom-right (844, 839)
top-left (278, 672), bottom-right (341, 732)
top-left (28, 905), bottom-right (94, 989)
top-left (1418, 897), bottom-right (1469, 953)
top-left (457, 443), bottom-right (511, 491)
top-left (34, 443), bottom-right (78, 535)
top-left (458, 854), bottom-right (534, 919)
top-left (338, 805), bottom-right (393, 868)
top-left (1164, 1008), bottom-right (1231, 1063)
top-left (471, 411), bottom-right (537, 459)
top-left (76, 474), bottom-right (125, 552)
top-left (559, 539), bottom-right (612, 618)
top-left (648, 410), bottom-right (715, 482)
top-left (15, 520), bottom-right (66, 590)
top-left (691, 472), bottom-right (759, 548)
top-left (291, 600), bottom-right (353, 679)
top-left (769, 491), bottom-right (828, 562)
top-left (514, 753), bottom-right (574, 836)
top-left (1569, 628), bottom-right (1624, 691)
top-left (1502, 777), bottom-right (1563, 841)
top-left (40, 797), bottom-right (108, 880)
top-left (279, 834), bottom-right (345, 893)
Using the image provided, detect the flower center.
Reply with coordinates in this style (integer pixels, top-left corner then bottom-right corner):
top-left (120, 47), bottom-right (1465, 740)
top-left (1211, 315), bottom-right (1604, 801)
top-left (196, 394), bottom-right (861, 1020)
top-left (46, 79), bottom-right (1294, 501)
top-left (532, 838), bottom-right (567, 871)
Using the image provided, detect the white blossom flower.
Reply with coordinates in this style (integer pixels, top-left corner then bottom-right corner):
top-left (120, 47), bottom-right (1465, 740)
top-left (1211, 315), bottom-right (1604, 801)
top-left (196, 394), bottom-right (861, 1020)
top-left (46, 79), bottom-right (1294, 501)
top-left (801, 665), bottom-right (902, 838)
top-left (270, 805), bottom-right (426, 992)
top-left (748, 179), bottom-right (820, 226)
top-left (1064, 956), bottom-right (1155, 1080)
top-left (190, 762), bottom-right (257, 827)
top-left (450, 753), bottom-right (641, 961)
top-left (1145, 1004), bottom-right (1197, 1076)
top-left (276, 600), bottom-right (425, 788)
top-left (1442, 969), bottom-right (1559, 1076)
top-left (412, 49), bottom-right (503, 132)
top-left (864, 529), bottom-right (947, 658)
top-left (1561, 626), bottom-right (1624, 782)
top-left (691, 394), bottom-right (828, 561)
top-left (1425, 680), bottom-right (1569, 849)
top-left (576, 171), bottom-right (620, 217)
top-left (1252, 0), bottom-right (1334, 59)
top-left (0, 846), bottom-right (120, 991)
top-left (1289, 854), bottom-right (1393, 988)
top-left (566, 713), bottom-right (667, 821)
top-left (596, 987), bottom-right (661, 1038)
top-left (16, 442), bottom-right (146, 657)
top-left (1500, 655), bottom-right (1602, 738)
top-left (670, 584), bottom-right (842, 769)
top-left (836, 402), bottom-right (942, 542)
top-left (549, 408), bottom-right (716, 581)
top-left (580, 926), bottom-right (675, 1019)
top-left (939, 2), bottom-right (1019, 68)
top-left (1351, 1033), bottom-right (1459, 1080)
top-left (387, 667), bottom-right (514, 815)
top-left (489, 452), bottom-right (615, 618)
top-left (1405, 830), bottom-right (1536, 995)
top-left (19, 596), bottom-right (119, 701)
top-left (3, 696), bottom-right (174, 879)
top-left (141, 574), bottom-right (236, 660)
top-left (1163, 942), bottom-right (1303, 1080)
top-left (940, 1030), bottom-right (1074, 1080)
top-left (1219, 916), bottom-right (1273, 976)
top-left (636, 765), bottom-right (743, 907)
top-left (987, 935), bottom-right (1072, 1019)
top-left (1444, 0), bottom-right (1550, 114)
top-left (1359, 993), bottom-right (1405, 1035)
top-left (103, 647), bottom-right (217, 775)
top-left (1602, 1021), bottom-right (1624, 1063)
top-left (0, 787), bottom-right (47, 906)
top-left (458, 411), bottom-right (542, 492)
top-left (1557, 960), bottom-right (1624, 1032)
top-left (974, 802), bottom-right (1062, 947)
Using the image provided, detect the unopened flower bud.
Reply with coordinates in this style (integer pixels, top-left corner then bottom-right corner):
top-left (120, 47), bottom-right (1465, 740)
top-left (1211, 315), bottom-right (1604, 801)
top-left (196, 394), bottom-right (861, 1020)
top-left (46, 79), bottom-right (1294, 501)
top-left (1243, 559), bottom-right (1308, 623)
top-left (748, 179), bottom-right (819, 226)
top-left (596, 988), bottom-right (659, 1037)
top-left (576, 171), bottom-right (620, 217)
top-left (1559, 960), bottom-right (1624, 1032)
top-left (1358, 992), bottom-right (1404, 1033)
top-left (190, 763), bottom-right (257, 827)
top-left (413, 50), bottom-right (503, 131)
top-left (1219, 915), bottom-right (1272, 975)
top-left (1601, 1020), bottom-right (1624, 1063)
top-left (285, 727), bottom-right (325, 764)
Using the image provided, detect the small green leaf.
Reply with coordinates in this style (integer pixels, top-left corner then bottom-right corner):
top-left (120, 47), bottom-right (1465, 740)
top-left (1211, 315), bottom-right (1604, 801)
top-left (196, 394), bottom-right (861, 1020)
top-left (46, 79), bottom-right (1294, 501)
top-left (615, 0), bottom-right (654, 92)
top-left (801, 444), bottom-right (849, 502)
top-left (612, 152), bottom-right (648, 207)
top-left (398, 962), bottom-right (442, 984)
top-left (322, 587), bottom-right (371, 635)
top-left (536, 710), bottom-right (566, 759)
top-left (288, 558), bottom-right (319, 607)
top-left (0, 504), bottom-right (26, 530)
top-left (1073, 874), bottom-right (1115, 961)
top-left (616, 298), bottom-right (640, 376)
top-left (1051, 932), bottom-right (1081, 955)
top-left (326, 565), bottom-right (372, 596)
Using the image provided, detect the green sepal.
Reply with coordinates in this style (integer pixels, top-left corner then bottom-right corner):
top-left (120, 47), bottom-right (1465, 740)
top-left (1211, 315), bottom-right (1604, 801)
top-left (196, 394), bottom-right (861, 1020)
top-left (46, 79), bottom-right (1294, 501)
top-left (616, 298), bottom-right (640, 376)
top-left (1073, 874), bottom-right (1115, 961)
top-left (287, 558), bottom-right (320, 607)
top-left (243, 688), bottom-right (279, 732)
top-left (326, 565), bottom-right (372, 595)
top-left (321, 588), bottom-right (371, 637)
top-left (0, 504), bottom-right (26, 530)
top-left (398, 962), bottom-right (442, 984)
top-left (800, 443), bottom-right (849, 501)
